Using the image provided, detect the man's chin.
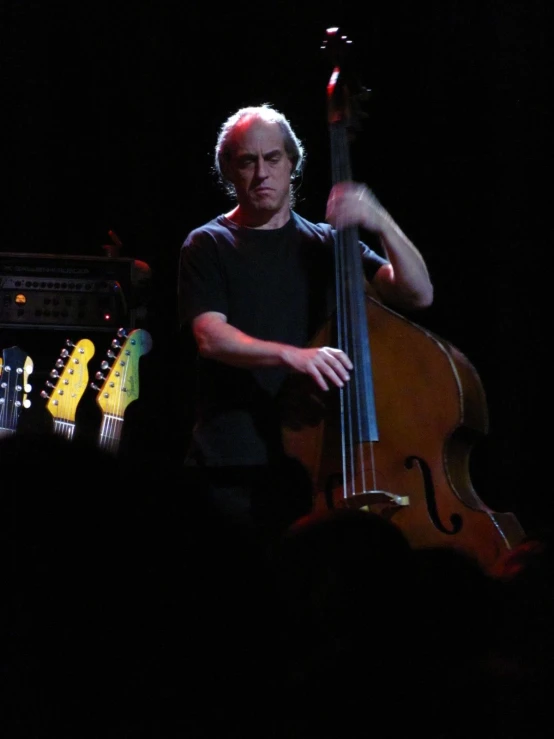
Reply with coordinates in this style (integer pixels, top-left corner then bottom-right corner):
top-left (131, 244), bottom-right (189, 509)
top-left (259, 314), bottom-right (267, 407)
top-left (252, 200), bottom-right (277, 212)
top-left (255, 192), bottom-right (285, 208)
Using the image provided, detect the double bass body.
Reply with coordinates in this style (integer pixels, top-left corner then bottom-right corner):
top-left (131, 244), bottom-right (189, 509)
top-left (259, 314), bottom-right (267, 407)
top-left (280, 290), bottom-right (526, 575)
top-left (280, 26), bottom-right (525, 575)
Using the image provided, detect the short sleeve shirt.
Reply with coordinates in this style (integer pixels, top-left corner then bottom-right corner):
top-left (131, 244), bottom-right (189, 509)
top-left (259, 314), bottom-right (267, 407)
top-left (178, 210), bottom-right (388, 466)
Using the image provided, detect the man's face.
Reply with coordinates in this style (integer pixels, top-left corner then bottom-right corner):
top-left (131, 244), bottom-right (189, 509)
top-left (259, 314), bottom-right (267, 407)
top-left (226, 118), bottom-right (294, 215)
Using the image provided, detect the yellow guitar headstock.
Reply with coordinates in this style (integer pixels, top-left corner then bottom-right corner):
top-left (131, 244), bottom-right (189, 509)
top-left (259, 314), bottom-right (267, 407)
top-left (42, 338), bottom-right (96, 422)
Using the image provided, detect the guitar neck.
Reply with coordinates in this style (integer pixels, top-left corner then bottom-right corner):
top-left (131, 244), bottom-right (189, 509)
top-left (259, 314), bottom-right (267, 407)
top-left (94, 327), bottom-right (153, 456)
top-left (98, 414), bottom-right (124, 455)
top-left (52, 418), bottom-right (76, 441)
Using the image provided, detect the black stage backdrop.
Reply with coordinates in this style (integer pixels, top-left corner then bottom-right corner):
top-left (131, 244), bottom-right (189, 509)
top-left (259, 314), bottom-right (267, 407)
top-left (2, 1), bottom-right (549, 532)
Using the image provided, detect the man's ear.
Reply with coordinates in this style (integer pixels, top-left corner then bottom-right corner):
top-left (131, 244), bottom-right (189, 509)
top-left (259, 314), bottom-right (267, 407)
top-left (289, 157), bottom-right (298, 179)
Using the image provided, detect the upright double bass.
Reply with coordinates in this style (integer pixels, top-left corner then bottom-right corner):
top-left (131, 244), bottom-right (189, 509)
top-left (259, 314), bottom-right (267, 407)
top-left (281, 27), bottom-right (525, 575)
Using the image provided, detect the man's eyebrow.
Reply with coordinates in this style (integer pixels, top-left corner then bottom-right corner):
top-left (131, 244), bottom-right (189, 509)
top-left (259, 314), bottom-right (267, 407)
top-left (236, 148), bottom-right (283, 159)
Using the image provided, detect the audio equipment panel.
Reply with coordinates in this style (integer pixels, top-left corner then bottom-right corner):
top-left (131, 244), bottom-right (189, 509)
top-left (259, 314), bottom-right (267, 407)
top-left (0, 252), bottom-right (151, 331)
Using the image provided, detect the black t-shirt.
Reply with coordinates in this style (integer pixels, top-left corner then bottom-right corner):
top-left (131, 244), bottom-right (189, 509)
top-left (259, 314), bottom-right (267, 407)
top-left (178, 210), bottom-right (388, 466)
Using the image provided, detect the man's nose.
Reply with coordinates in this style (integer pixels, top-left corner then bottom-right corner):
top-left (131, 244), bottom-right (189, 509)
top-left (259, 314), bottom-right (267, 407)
top-left (254, 157), bottom-right (269, 178)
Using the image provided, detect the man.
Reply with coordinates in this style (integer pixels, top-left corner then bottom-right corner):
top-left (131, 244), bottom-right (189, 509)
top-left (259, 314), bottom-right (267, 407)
top-left (177, 103), bottom-right (433, 541)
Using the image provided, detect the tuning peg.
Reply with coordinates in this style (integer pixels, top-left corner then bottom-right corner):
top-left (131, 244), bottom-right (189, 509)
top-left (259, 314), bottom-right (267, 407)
top-left (40, 389), bottom-right (50, 399)
top-left (95, 371), bottom-right (105, 381)
top-left (117, 327), bottom-right (128, 339)
top-left (50, 369), bottom-right (59, 379)
top-left (45, 379), bottom-right (56, 389)
top-left (107, 349), bottom-right (117, 359)
top-left (23, 399), bottom-right (31, 409)
top-left (90, 382), bottom-right (101, 392)
top-left (24, 383), bottom-right (32, 393)
top-left (60, 348), bottom-right (69, 358)
top-left (55, 358), bottom-right (65, 368)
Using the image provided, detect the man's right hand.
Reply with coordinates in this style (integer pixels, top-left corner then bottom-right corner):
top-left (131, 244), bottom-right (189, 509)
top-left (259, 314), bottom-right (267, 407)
top-left (281, 346), bottom-right (353, 391)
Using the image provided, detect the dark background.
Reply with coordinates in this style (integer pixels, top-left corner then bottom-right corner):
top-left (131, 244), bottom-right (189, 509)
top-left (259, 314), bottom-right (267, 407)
top-left (2, 2), bottom-right (549, 532)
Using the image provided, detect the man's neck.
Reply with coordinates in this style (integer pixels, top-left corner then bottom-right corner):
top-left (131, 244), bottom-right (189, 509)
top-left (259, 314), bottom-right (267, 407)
top-left (225, 205), bottom-right (291, 230)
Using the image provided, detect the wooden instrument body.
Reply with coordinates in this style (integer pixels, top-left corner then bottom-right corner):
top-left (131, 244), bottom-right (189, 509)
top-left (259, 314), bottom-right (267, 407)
top-left (281, 26), bottom-right (525, 575)
top-left (281, 289), bottom-right (525, 574)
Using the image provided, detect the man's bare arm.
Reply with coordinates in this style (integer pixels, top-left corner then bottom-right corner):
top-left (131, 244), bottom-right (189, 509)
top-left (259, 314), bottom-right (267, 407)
top-left (192, 311), bottom-right (353, 391)
top-left (326, 181), bottom-right (434, 311)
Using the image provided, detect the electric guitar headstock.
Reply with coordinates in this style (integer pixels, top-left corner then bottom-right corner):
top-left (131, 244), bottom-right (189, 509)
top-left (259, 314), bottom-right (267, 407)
top-left (0, 346), bottom-right (33, 436)
top-left (92, 328), bottom-right (153, 451)
top-left (41, 338), bottom-right (96, 437)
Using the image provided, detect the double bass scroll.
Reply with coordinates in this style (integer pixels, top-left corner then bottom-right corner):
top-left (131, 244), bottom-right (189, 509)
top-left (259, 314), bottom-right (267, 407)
top-left (280, 26), bottom-right (525, 576)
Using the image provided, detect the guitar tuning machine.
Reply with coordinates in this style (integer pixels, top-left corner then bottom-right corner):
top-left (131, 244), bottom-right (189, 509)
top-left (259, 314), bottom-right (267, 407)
top-left (13, 368), bottom-right (30, 390)
top-left (15, 382), bottom-right (32, 394)
top-left (12, 388), bottom-right (32, 408)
